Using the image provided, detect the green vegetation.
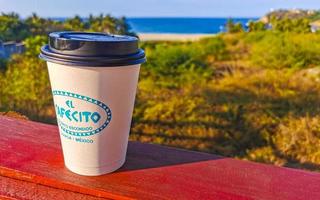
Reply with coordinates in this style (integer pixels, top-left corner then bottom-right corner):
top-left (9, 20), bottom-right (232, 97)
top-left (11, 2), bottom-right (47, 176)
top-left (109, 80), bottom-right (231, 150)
top-left (226, 19), bottom-right (244, 33)
top-left (0, 13), bottom-right (29, 41)
top-left (0, 35), bottom-right (52, 121)
top-left (0, 12), bottom-right (134, 42)
top-left (309, 11), bottom-right (320, 21)
top-left (265, 9), bottom-right (317, 21)
top-left (270, 18), bottom-right (311, 33)
top-left (248, 21), bottom-right (266, 32)
top-left (134, 33), bottom-right (320, 171)
top-left (1, 11), bottom-right (320, 171)
top-left (249, 33), bottom-right (320, 68)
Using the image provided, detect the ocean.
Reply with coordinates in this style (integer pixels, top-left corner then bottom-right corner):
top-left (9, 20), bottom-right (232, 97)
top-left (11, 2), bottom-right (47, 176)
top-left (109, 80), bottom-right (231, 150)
top-left (127, 17), bottom-right (258, 34)
top-left (51, 17), bottom-right (258, 34)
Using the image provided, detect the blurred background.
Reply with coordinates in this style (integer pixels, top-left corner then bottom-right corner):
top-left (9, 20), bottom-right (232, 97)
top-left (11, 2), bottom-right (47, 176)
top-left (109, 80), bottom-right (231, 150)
top-left (0, 0), bottom-right (320, 172)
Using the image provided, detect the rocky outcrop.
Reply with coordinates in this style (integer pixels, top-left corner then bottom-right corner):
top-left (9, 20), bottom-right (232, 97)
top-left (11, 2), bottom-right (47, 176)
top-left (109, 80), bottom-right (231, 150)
top-left (259, 9), bottom-right (318, 23)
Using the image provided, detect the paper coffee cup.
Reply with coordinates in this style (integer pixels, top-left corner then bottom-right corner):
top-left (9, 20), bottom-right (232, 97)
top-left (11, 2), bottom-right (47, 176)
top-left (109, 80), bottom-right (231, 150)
top-left (39, 32), bottom-right (146, 176)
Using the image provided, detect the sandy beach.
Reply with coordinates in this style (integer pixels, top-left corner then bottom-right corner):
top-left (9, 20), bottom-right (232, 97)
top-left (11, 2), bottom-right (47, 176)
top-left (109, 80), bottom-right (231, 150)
top-left (138, 33), bottom-right (216, 41)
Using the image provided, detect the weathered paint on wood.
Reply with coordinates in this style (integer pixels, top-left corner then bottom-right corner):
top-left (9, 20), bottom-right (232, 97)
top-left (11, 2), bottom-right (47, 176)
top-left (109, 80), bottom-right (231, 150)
top-left (0, 116), bottom-right (320, 200)
top-left (0, 176), bottom-right (105, 200)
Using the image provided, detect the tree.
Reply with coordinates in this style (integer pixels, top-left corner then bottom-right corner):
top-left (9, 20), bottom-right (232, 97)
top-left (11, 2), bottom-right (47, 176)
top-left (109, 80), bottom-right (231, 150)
top-left (0, 36), bottom-right (51, 120)
top-left (226, 19), bottom-right (244, 33)
top-left (23, 35), bottom-right (47, 57)
top-left (248, 21), bottom-right (267, 32)
top-left (0, 12), bottom-right (136, 41)
top-left (271, 18), bottom-right (311, 33)
top-left (87, 14), bottom-right (135, 35)
top-left (25, 13), bottom-right (47, 35)
top-left (0, 12), bottom-right (30, 41)
top-left (0, 58), bottom-right (6, 70)
top-left (309, 10), bottom-right (320, 21)
top-left (64, 15), bottom-right (87, 31)
top-left (115, 17), bottom-right (136, 36)
top-left (88, 14), bottom-right (116, 33)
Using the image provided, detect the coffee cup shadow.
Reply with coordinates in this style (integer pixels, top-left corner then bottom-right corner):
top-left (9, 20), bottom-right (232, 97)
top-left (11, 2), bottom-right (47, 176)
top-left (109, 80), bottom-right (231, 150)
top-left (118, 141), bottom-right (222, 172)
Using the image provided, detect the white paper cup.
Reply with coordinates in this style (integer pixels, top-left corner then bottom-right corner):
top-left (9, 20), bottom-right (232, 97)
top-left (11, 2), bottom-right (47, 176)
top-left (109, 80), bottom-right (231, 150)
top-left (40, 32), bottom-right (146, 176)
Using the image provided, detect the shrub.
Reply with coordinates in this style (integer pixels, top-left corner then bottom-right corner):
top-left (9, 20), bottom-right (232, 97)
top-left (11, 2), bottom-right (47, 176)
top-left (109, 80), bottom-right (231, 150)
top-left (226, 19), bottom-right (244, 33)
top-left (271, 18), bottom-right (311, 33)
top-left (250, 32), bottom-right (320, 69)
top-left (142, 41), bottom-right (215, 88)
top-left (274, 116), bottom-right (320, 169)
top-left (248, 21), bottom-right (267, 32)
top-left (0, 12), bottom-right (30, 41)
top-left (197, 36), bottom-right (229, 61)
top-left (0, 36), bottom-right (52, 121)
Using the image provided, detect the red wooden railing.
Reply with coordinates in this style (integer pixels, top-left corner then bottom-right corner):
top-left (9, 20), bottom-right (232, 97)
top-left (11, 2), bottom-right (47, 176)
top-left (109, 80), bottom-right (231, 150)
top-left (0, 115), bottom-right (320, 199)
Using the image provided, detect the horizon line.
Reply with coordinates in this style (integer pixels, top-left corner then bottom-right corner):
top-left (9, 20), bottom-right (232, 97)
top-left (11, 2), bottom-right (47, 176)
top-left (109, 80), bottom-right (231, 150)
top-left (0, 12), bottom-right (261, 18)
top-left (45, 16), bottom-right (261, 19)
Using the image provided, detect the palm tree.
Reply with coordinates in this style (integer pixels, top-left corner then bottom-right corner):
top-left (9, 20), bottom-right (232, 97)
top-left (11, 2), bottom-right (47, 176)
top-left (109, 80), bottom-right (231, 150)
top-left (0, 12), bottom-right (29, 41)
top-left (25, 13), bottom-right (47, 35)
top-left (64, 15), bottom-right (85, 31)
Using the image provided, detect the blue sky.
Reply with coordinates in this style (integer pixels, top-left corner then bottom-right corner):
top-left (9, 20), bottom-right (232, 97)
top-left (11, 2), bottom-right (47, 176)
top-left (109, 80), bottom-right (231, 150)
top-left (0, 0), bottom-right (319, 18)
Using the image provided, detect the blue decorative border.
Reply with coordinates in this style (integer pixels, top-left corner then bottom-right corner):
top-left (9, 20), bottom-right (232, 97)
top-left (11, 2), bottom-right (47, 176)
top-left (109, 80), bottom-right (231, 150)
top-left (53, 90), bottom-right (112, 137)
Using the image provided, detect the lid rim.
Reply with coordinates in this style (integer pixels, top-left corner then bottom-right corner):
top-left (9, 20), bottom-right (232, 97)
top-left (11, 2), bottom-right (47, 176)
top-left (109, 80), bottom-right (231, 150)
top-left (42, 45), bottom-right (144, 60)
top-left (39, 53), bottom-right (146, 67)
top-left (40, 45), bottom-right (146, 67)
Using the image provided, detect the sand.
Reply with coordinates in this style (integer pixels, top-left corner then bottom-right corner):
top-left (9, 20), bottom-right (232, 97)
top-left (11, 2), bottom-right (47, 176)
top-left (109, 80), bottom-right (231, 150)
top-left (138, 33), bottom-right (216, 41)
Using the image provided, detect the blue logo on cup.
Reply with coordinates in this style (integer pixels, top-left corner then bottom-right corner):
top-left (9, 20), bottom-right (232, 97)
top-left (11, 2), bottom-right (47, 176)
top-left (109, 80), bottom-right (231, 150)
top-left (53, 90), bottom-right (112, 137)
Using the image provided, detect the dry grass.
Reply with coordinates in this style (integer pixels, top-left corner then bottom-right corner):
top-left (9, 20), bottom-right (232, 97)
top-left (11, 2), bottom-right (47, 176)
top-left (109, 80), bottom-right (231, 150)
top-left (131, 64), bottom-right (320, 171)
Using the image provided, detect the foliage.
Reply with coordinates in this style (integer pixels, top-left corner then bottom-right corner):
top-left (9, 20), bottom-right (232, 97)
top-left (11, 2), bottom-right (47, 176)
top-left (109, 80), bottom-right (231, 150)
top-left (0, 36), bottom-right (52, 121)
top-left (248, 21), bottom-right (266, 32)
top-left (134, 33), bottom-right (320, 171)
top-left (141, 37), bottom-right (228, 88)
top-left (0, 12), bottom-right (135, 42)
top-left (226, 19), bottom-right (244, 33)
top-left (270, 17), bottom-right (311, 33)
top-left (64, 15), bottom-right (87, 31)
top-left (265, 9), bottom-right (316, 22)
top-left (133, 62), bottom-right (320, 171)
top-left (0, 58), bottom-right (7, 69)
top-left (197, 36), bottom-right (229, 61)
top-left (23, 35), bottom-right (47, 57)
top-left (309, 11), bottom-right (320, 21)
top-left (87, 15), bottom-right (135, 35)
top-left (249, 32), bottom-right (320, 68)
top-left (64, 14), bottom-right (135, 35)
top-left (25, 13), bottom-right (63, 36)
top-left (274, 116), bottom-right (320, 169)
top-left (0, 12), bottom-right (29, 41)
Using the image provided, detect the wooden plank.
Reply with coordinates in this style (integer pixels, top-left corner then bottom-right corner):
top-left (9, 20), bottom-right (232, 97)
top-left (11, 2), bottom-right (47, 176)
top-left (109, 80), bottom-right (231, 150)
top-left (0, 115), bottom-right (320, 200)
top-left (0, 176), bottom-right (105, 200)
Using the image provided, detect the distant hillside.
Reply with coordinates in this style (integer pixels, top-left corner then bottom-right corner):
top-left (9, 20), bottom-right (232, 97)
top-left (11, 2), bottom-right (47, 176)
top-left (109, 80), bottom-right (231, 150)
top-left (260, 9), bottom-right (320, 23)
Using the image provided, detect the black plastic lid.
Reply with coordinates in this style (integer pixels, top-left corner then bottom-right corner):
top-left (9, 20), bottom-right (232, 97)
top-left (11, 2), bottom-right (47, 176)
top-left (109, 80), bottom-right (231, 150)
top-left (39, 31), bottom-right (146, 66)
